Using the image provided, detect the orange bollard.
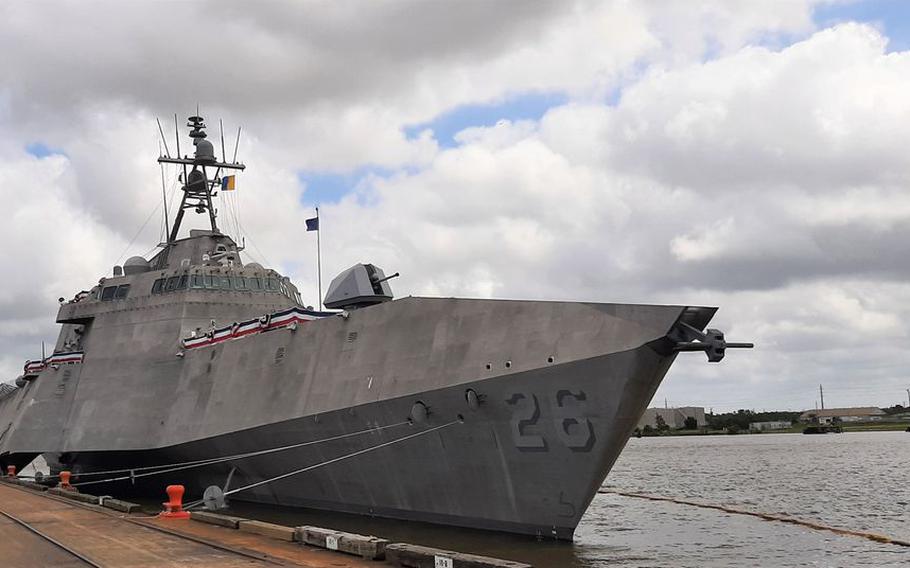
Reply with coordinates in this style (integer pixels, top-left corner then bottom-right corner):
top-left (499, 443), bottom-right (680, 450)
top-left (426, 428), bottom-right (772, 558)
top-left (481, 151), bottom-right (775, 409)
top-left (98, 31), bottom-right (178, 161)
top-left (57, 470), bottom-right (77, 492)
top-left (159, 484), bottom-right (191, 519)
top-left (6, 465), bottom-right (15, 478)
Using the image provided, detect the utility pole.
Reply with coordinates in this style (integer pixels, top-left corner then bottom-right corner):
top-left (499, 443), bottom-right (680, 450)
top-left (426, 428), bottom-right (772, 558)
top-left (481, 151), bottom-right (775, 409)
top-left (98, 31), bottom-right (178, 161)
top-left (819, 384), bottom-right (825, 410)
top-left (906, 388), bottom-right (909, 408)
top-left (664, 398), bottom-right (668, 409)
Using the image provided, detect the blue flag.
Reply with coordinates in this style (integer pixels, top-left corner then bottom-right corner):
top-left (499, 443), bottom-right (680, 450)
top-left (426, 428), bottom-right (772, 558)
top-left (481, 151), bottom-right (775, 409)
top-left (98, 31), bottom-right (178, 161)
top-left (305, 216), bottom-right (319, 231)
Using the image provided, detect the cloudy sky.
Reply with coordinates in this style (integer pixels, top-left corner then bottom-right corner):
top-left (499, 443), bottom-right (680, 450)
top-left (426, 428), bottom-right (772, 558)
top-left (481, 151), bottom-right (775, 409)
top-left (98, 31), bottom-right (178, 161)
top-left (2, 0), bottom-right (908, 412)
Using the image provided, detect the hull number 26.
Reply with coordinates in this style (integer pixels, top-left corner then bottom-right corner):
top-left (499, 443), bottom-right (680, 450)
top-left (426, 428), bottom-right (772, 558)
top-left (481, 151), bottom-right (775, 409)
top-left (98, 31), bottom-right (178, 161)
top-left (506, 390), bottom-right (595, 452)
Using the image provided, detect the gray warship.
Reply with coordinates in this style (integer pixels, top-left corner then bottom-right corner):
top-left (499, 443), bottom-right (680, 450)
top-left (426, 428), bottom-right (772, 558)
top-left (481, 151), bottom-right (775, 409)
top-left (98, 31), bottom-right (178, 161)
top-left (0, 116), bottom-right (751, 539)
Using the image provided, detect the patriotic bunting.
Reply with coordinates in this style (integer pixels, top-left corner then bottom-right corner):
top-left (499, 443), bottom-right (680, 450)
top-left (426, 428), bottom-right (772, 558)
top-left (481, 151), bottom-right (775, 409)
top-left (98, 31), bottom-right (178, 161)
top-left (181, 307), bottom-right (331, 350)
top-left (22, 351), bottom-right (85, 376)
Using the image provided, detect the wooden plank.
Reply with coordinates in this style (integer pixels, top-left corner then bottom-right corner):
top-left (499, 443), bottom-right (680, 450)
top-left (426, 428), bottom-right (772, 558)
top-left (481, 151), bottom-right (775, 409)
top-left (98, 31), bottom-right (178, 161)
top-left (47, 487), bottom-right (99, 504)
top-left (295, 525), bottom-right (389, 559)
top-left (100, 497), bottom-right (141, 513)
top-left (385, 543), bottom-right (533, 568)
top-left (238, 519), bottom-right (296, 541)
top-left (191, 510), bottom-right (245, 529)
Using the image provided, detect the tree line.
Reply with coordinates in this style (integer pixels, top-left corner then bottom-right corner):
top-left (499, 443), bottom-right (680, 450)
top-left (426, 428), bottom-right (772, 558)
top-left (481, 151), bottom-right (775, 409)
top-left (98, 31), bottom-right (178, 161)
top-left (705, 409), bottom-right (801, 431)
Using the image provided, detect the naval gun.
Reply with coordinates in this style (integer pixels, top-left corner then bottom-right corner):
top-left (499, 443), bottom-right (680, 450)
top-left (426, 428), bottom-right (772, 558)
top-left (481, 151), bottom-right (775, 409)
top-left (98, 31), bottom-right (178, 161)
top-left (324, 263), bottom-right (399, 310)
top-left (669, 320), bottom-right (753, 362)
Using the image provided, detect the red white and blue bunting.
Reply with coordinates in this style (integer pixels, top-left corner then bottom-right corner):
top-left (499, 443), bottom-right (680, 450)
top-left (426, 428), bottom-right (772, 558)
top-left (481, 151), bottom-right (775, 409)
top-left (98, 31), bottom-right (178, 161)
top-left (181, 307), bottom-right (332, 350)
top-left (22, 351), bottom-right (85, 377)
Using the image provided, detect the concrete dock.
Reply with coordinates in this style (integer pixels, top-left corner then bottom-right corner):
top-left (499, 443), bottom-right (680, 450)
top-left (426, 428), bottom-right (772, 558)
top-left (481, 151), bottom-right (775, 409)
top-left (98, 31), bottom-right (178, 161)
top-left (0, 478), bottom-right (532, 568)
top-left (0, 480), bottom-right (374, 567)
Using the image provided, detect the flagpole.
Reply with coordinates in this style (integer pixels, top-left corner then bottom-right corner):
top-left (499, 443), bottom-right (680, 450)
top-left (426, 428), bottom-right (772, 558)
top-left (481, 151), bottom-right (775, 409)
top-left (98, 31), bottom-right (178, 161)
top-left (316, 206), bottom-right (322, 310)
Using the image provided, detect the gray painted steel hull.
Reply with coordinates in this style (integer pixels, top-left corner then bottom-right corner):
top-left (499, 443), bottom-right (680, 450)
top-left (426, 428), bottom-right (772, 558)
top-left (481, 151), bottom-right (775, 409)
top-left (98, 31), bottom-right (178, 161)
top-left (1, 295), bottom-right (709, 539)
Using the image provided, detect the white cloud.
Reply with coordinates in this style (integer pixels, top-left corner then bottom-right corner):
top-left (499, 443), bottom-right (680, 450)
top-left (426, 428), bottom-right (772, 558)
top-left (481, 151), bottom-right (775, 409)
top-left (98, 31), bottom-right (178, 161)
top-left (606, 24), bottom-right (910, 192)
top-left (0, 151), bottom-right (126, 378)
top-left (0, 2), bottom-right (907, 412)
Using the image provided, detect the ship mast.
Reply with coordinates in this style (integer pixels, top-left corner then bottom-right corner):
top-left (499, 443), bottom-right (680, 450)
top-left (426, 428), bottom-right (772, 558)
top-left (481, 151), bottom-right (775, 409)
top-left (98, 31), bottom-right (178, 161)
top-left (158, 115), bottom-right (246, 243)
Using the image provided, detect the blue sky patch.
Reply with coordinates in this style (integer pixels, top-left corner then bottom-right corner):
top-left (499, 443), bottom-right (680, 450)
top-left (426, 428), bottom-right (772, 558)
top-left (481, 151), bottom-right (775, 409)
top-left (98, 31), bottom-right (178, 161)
top-left (25, 142), bottom-right (65, 158)
top-left (298, 166), bottom-right (397, 206)
top-left (814, 0), bottom-right (910, 52)
top-left (404, 91), bottom-right (569, 148)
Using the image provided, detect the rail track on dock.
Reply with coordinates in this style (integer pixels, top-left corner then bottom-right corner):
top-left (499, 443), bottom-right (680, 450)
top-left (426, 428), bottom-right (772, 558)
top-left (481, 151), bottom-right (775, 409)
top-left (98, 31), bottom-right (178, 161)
top-left (0, 480), bottom-right (335, 567)
top-left (0, 509), bottom-right (103, 567)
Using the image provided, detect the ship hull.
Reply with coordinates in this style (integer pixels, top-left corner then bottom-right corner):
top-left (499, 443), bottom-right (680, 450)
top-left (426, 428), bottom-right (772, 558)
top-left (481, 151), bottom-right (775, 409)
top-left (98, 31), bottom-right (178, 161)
top-left (1, 296), bottom-right (713, 539)
top-left (42, 341), bottom-right (674, 539)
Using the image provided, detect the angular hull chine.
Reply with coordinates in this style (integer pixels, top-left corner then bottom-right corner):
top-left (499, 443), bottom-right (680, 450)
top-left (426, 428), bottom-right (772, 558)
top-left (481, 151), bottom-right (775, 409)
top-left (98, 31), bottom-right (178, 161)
top-left (57, 342), bottom-right (675, 540)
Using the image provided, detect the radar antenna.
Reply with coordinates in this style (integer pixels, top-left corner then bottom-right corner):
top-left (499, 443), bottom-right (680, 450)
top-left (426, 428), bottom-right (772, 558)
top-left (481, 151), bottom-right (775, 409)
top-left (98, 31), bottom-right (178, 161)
top-left (158, 115), bottom-right (246, 243)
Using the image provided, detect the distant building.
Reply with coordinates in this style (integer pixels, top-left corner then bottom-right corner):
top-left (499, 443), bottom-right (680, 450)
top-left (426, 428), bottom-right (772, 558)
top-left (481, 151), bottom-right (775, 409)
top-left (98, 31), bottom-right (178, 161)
top-left (638, 406), bottom-right (705, 429)
top-left (799, 407), bottom-right (885, 424)
top-left (749, 420), bottom-right (791, 432)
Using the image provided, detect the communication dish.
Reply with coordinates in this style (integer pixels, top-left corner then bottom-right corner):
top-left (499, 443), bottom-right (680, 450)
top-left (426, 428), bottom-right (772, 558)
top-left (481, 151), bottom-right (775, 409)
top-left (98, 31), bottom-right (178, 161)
top-left (203, 485), bottom-right (227, 510)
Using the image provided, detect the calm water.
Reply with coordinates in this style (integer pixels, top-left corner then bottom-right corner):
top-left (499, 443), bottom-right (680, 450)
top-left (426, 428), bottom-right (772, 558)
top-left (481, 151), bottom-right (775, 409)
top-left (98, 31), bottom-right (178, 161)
top-left (223, 432), bottom-right (909, 568)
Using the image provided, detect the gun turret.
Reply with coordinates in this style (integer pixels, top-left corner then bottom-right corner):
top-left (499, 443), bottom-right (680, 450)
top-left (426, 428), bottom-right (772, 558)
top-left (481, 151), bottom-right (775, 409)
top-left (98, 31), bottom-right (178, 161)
top-left (324, 263), bottom-right (396, 310)
top-left (670, 321), bottom-right (753, 363)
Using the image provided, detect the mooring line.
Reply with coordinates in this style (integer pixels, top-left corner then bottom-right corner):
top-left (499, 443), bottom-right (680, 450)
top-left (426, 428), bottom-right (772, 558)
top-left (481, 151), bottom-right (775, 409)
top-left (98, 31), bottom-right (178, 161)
top-left (599, 489), bottom-right (910, 548)
top-left (186, 418), bottom-right (462, 509)
top-left (70, 420), bottom-right (411, 488)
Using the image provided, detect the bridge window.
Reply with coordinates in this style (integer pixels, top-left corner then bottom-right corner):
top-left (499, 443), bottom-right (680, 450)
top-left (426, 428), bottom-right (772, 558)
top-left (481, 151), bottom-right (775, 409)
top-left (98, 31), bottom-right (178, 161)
top-left (151, 272), bottom-right (290, 295)
top-left (114, 285), bottom-right (130, 300)
top-left (100, 286), bottom-right (117, 301)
